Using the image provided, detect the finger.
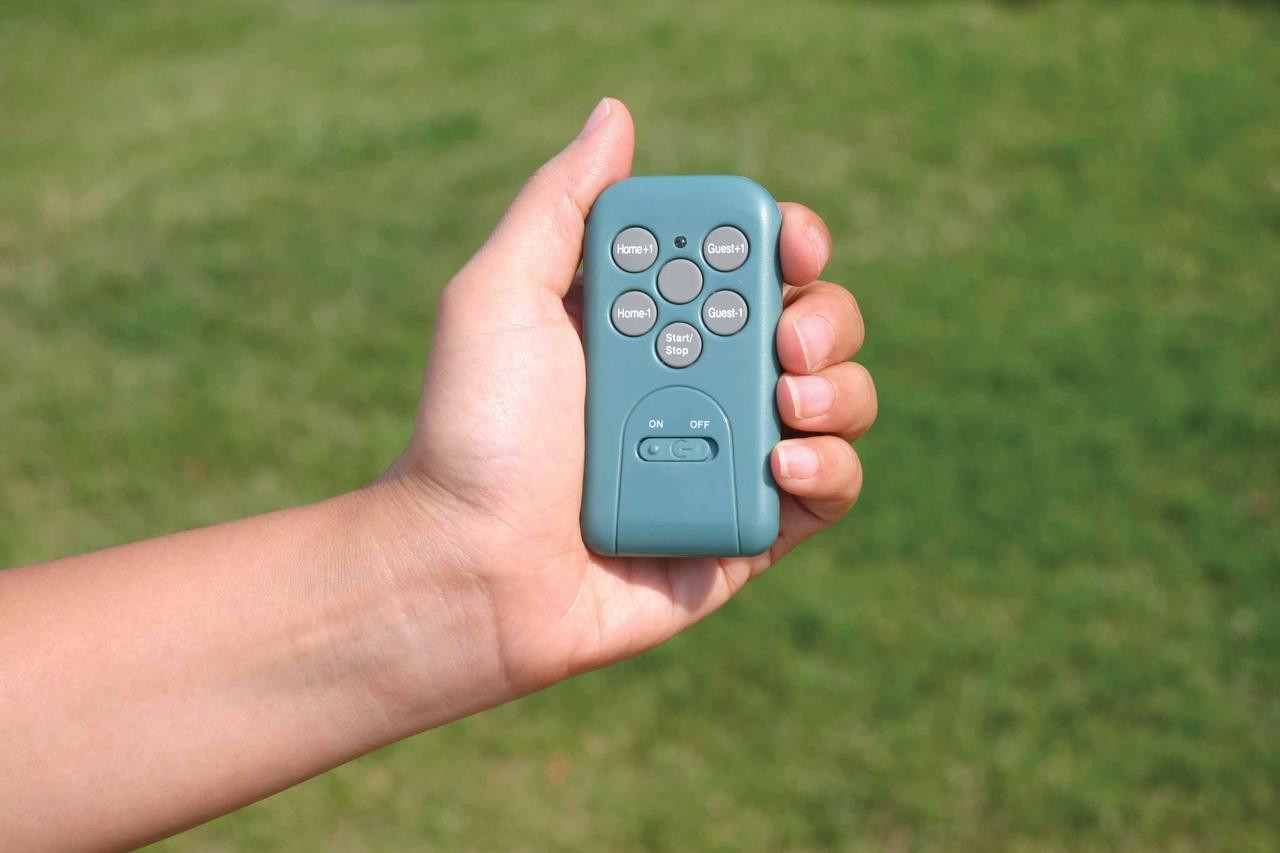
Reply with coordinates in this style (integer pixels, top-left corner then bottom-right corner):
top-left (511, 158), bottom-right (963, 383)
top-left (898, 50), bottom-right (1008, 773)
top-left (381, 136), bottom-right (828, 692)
top-left (778, 202), bottom-right (831, 286)
top-left (457, 98), bottom-right (635, 306)
top-left (712, 435), bottom-right (866, 581)
top-left (771, 436), bottom-right (864, 524)
top-left (777, 362), bottom-right (877, 440)
top-left (746, 490), bottom-right (851, 572)
top-left (719, 434), bottom-right (865, 580)
top-left (776, 281), bottom-right (864, 374)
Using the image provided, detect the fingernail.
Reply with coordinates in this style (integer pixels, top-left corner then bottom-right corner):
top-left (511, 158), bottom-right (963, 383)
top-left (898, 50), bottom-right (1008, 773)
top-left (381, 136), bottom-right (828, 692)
top-left (776, 441), bottom-right (820, 480)
top-left (783, 375), bottom-right (836, 419)
top-left (795, 314), bottom-right (836, 372)
top-left (580, 98), bottom-right (612, 137)
top-left (805, 224), bottom-right (830, 270)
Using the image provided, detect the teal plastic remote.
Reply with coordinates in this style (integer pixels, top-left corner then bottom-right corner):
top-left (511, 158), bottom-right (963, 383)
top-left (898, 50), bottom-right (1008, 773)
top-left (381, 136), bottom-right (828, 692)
top-left (581, 176), bottom-right (783, 557)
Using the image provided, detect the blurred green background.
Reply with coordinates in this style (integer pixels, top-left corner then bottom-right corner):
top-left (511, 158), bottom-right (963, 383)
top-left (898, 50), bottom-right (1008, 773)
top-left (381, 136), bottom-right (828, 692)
top-left (2, 0), bottom-right (1278, 849)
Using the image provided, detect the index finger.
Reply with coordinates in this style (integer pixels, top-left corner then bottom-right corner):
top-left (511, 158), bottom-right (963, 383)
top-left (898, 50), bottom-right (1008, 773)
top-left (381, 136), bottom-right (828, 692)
top-left (778, 201), bottom-right (832, 286)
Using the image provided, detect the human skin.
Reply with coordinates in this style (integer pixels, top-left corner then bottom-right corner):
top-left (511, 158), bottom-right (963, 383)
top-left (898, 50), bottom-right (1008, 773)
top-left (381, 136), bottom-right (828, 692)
top-left (0, 99), bottom-right (876, 850)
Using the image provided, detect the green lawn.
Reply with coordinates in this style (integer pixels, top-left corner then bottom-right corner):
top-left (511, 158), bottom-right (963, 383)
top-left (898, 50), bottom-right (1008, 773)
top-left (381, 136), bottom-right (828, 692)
top-left (2, 0), bottom-right (1278, 849)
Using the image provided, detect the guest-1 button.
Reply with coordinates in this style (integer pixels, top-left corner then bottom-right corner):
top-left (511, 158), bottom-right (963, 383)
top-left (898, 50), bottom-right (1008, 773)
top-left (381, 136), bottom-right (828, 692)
top-left (637, 437), bottom-right (713, 462)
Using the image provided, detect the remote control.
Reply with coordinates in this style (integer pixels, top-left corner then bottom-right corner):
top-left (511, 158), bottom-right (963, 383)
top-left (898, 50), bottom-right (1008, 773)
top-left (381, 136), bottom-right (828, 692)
top-left (581, 176), bottom-right (783, 557)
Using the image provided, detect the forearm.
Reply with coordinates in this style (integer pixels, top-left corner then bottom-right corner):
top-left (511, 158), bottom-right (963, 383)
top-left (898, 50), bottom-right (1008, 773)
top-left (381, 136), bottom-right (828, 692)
top-left (0, 100), bottom-right (869, 850)
top-left (0, 483), bottom-right (500, 850)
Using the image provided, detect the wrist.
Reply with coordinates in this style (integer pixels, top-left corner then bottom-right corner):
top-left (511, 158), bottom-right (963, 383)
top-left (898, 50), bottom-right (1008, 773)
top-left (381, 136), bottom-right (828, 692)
top-left (330, 475), bottom-right (515, 736)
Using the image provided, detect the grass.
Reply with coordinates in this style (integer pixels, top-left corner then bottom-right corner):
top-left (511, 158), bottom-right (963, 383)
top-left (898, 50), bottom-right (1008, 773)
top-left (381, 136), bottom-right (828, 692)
top-left (2, 0), bottom-right (1278, 849)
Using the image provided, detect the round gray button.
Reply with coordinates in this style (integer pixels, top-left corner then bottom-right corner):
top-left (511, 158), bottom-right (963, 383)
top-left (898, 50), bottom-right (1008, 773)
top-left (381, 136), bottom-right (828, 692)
top-left (702, 290), bottom-right (749, 335)
top-left (612, 226), bottom-right (658, 272)
top-left (702, 225), bottom-right (749, 272)
top-left (610, 290), bottom-right (657, 336)
top-left (656, 258), bottom-right (703, 304)
top-left (655, 322), bottom-right (702, 368)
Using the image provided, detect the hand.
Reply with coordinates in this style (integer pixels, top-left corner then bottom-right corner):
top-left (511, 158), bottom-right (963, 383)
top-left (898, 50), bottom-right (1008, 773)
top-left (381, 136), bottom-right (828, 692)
top-left (378, 98), bottom-right (876, 708)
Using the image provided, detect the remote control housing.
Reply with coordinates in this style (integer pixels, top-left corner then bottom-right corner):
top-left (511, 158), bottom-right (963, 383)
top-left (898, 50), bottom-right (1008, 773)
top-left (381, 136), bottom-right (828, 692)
top-left (581, 175), bottom-right (782, 557)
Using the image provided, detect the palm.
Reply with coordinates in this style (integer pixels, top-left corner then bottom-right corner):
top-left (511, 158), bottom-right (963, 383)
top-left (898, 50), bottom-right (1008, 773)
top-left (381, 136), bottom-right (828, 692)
top-left (411, 280), bottom-right (770, 684)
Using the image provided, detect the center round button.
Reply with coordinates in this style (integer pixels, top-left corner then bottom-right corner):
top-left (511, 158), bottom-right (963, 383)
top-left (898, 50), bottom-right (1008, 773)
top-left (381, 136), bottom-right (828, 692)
top-left (655, 322), bottom-right (702, 368)
top-left (703, 225), bottom-right (749, 272)
top-left (612, 226), bottom-right (658, 272)
top-left (656, 258), bottom-right (703, 304)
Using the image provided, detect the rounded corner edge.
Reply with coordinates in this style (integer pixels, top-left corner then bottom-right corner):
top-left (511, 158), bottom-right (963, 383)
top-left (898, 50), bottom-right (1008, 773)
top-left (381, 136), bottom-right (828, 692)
top-left (737, 517), bottom-right (780, 558)
top-left (591, 177), bottom-right (640, 216)
top-left (725, 175), bottom-right (778, 208)
top-left (580, 515), bottom-right (617, 557)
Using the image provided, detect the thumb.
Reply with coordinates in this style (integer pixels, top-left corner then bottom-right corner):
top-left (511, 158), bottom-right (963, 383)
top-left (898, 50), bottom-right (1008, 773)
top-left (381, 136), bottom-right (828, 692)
top-left (456, 98), bottom-right (635, 305)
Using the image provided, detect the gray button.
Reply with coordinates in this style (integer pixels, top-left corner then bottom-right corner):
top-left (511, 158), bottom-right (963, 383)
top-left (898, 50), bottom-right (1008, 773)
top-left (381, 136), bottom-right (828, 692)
top-left (656, 258), bottom-right (703, 304)
top-left (610, 291), bottom-right (657, 336)
top-left (702, 225), bottom-right (749, 271)
top-left (612, 226), bottom-right (658, 272)
top-left (702, 290), bottom-right (749, 335)
top-left (655, 322), bottom-right (702, 368)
